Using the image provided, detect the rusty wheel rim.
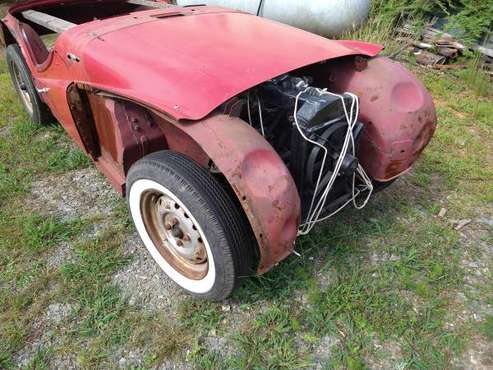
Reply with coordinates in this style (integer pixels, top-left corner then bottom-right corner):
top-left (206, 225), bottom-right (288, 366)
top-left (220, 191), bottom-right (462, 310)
top-left (11, 62), bottom-right (33, 115)
top-left (140, 190), bottom-right (209, 280)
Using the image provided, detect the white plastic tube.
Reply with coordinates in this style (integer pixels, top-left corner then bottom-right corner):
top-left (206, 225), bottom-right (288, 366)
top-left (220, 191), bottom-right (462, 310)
top-left (176, 0), bottom-right (371, 36)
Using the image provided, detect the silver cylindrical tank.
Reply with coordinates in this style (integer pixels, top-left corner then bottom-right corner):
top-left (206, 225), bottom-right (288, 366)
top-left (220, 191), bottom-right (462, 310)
top-left (175, 0), bottom-right (371, 36)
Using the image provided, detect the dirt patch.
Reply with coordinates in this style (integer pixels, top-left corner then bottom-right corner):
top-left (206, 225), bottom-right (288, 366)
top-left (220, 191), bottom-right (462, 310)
top-left (112, 233), bottom-right (187, 313)
top-left (366, 339), bottom-right (405, 370)
top-left (451, 208), bottom-right (493, 367)
top-left (14, 302), bottom-right (79, 368)
top-left (30, 167), bottom-right (118, 221)
top-left (312, 335), bottom-right (341, 369)
top-left (46, 242), bottom-right (76, 268)
top-left (458, 336), bottom-right (493, 370)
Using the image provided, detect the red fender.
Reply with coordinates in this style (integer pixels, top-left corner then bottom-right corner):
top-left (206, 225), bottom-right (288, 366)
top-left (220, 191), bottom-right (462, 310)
top-left (326, 57), bottom-right (437, 181)
top-left (173, 114), bottom-right (301, 274)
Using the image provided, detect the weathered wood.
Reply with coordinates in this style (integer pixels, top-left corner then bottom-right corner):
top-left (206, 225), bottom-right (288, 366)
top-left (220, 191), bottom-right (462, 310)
top-left (127, 0), bottom-right (176, 9)
top-left (415, 50), bottom-right (446, 66)
top-left (22, 10), bottom-right (76, 33)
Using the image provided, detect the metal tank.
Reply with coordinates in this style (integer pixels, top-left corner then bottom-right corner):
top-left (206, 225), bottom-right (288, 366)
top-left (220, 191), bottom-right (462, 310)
top-left (175, 0), bottom-right (372, 36)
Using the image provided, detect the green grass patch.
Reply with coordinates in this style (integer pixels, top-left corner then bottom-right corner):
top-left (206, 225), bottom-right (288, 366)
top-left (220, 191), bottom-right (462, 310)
top-left (481, 315), bottom-right (493, 341)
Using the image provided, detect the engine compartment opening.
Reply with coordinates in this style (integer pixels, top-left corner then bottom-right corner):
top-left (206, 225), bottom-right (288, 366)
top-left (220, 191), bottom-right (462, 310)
top-left (221, 69), bottom-right (375, 233)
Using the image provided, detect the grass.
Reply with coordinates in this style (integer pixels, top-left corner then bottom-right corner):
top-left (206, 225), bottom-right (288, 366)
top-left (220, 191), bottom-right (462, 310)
top-left (0, 3), bottom-right (492, 369)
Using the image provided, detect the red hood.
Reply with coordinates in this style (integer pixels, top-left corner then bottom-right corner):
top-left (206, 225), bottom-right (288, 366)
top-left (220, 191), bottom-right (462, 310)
top-left (57, 6), bottom-right (382, 120)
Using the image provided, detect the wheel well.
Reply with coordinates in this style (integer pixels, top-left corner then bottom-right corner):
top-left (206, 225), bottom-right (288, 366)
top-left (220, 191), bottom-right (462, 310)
top-left (66, 83), bottom-right (212, 193)
top-left (210, 169), bottom-right (261, 267)
top-left (0, 21), bottom-right (16, 47)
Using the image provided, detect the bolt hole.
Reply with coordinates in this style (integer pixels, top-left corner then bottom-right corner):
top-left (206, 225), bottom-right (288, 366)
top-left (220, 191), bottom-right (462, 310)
top-left (401, 150), bottom-right (405, 153)
top-left (192, 225), bottom-right (197, 230)
top-left (184, 213), bottom-right (189, 218)
top-left (174, 203), bottom-right (180, 209)
top-left (242, 196), bottom-right (247, 201)
top-left (198, 237), bottom-right (203, 243)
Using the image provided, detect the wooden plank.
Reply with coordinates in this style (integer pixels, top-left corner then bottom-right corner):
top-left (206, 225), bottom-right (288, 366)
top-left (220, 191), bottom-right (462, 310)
top-left (22, 10), bottom-right (76, 33)
top-left (127, 0), bottom-right (176, 9)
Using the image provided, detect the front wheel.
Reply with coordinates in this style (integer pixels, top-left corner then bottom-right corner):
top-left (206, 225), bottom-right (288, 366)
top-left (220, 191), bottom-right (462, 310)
top-left (6, 44), bottom-right (52, 125)
top-left (126, 151), bottom-right (255, 300)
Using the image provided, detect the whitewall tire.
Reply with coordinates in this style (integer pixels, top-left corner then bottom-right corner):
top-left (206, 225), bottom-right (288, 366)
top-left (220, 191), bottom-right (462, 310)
top-left (126, 151), bottom-right (256, 300)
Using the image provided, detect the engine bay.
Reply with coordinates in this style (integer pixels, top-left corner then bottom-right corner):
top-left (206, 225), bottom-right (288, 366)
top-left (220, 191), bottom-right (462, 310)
top-left (222, 74), bottom-right (375, 233)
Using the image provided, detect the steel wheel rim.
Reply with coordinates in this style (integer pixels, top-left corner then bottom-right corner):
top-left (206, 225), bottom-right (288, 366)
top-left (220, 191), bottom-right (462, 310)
top-left (140, 190), bottom-right (209, 280)
top-left (11, 62), bottom-right (33, 115)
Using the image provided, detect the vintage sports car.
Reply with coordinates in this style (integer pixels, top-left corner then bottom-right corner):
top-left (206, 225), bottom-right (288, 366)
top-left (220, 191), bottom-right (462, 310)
top-left (1, 0), bottom-right (437, 300)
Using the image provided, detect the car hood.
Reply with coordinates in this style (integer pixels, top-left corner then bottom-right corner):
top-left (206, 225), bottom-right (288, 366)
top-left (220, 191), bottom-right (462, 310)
top-left (62, 7), bottom-right (382, 120)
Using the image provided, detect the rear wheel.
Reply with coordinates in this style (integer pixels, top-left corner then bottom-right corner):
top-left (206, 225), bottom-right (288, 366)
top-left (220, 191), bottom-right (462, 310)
top-left (6, 44), bottom-right (52, 125)
top-left (127, 151), bottom-right (255, 300)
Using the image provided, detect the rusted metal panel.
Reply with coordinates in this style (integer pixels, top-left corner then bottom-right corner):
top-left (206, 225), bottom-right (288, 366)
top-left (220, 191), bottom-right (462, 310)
top-left (83, 93), bottom-right (169, 188)
top-left (87, 94), bottom-right (119, 163)
top-left (66, 84), bottom-right (101, 159)
top-left (115, 99), bottom-right (168, 173)
top-left (66, 86), bottom-right (170, 194)
top-left (325, 56), bottom-right (437, 181)
top-left (167, 114), bottom-right (302, 274)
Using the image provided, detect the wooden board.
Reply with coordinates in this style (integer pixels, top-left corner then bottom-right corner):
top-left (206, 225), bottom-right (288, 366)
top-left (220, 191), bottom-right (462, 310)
top-left (127, 0), bottom-right (176, 9)
top-left (22, 10), bottom-right (76, 33)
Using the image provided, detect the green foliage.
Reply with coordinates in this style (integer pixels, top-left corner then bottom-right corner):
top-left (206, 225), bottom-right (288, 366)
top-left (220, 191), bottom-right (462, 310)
top-left (446, 0), bottom-right (493, 44)
top-left (456, 55), bottom-right (493, 98)
top-left (232, 305), bottom-right (311, 369)
top-left (178, 299), bottom-right (224, 332)
top-left (482, 315), bottom-right (493, 341)
top-left (355, 0), bottom-right (493, 52)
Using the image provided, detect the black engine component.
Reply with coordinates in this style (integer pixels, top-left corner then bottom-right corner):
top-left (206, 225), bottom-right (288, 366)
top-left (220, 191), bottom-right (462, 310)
top-left (241, 74), bottom-right (366, 220)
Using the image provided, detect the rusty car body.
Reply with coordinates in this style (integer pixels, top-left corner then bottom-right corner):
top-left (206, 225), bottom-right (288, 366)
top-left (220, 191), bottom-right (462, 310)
top-left (1, 0), bottom-right (437, 300)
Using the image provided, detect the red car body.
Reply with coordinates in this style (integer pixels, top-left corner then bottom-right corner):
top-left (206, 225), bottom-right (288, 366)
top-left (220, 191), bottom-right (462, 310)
top-left (1, 0), bottom-right (436, 274)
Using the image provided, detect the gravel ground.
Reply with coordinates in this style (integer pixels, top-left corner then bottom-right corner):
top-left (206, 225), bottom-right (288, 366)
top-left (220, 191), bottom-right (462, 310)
top-left (15, 164), bottom-right (493, 369)
top-left (112, 233), bottom-right (187, 313)
top-left (30, 168), bottom-right (118, 221)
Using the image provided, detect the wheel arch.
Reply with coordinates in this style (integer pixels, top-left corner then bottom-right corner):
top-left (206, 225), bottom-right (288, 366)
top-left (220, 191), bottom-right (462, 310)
top-left (169, 114), bottom-right (302, 274)
top-left (0, 20), bottom-right (17, 48)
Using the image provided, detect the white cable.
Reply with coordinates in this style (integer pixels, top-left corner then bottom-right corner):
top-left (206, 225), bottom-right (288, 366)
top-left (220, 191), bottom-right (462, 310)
top-left (246, 93), bottom-right (265, 137)
top-left (257, 97), bottom-right (266, 137)
top-left (306, 91), bottom-right (358, 227)
top-left (247, 92), bottom-right (253, 127)
top-left (294, 88), bottom-right (374, 235)
top-left (296, 88), bottom-right (355, 233)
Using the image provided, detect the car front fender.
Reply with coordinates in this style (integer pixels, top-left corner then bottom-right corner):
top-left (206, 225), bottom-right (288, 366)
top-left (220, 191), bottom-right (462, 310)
top-left (173, 113), bottom-right (301, 274)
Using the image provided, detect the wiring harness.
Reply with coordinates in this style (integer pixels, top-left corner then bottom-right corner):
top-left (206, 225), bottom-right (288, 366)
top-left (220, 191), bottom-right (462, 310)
top-left (292, 82), bottom-right (373, 234)
top-left (241, 74), bottom-right (374, 234)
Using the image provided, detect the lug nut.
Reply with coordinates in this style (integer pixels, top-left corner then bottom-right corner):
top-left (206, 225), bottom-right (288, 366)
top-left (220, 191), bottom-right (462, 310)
top-left (183, 234), bottom-right (191, 242)
top-left (176, 240), bottom-right (184, 247)
top-left (165, 223), bottom-right (172, 230)
top-left (171, 218), bottom-right (179, 226)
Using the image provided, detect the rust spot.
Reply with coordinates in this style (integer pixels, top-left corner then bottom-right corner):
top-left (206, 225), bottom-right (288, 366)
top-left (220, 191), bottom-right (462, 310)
top-left (354, 56), bottom-right (368, 72)
top-left (370, 95), bottom-right (379, 102)
top-left (272, 199), bottom-right (283, 211)
top-left (385, 159), bottom-right (406, 178)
